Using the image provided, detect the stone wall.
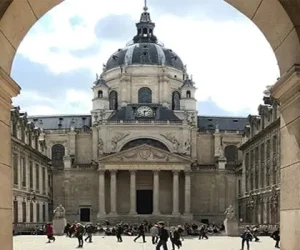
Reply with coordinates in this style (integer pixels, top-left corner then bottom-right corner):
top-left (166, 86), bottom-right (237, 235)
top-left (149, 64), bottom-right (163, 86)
top-left (191, 171), bottom-right (236, 224)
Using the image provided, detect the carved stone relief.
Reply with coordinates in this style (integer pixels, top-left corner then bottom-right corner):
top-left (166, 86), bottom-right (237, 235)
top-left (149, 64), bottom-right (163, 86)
top-left (160, 133), bottom-right (179, 150)
top-left (111, 133), bottom-right (130, 150)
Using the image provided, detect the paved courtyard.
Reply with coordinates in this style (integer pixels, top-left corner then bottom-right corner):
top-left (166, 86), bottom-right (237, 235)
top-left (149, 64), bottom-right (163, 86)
top-left (14, 236), bottom-right (278, 250)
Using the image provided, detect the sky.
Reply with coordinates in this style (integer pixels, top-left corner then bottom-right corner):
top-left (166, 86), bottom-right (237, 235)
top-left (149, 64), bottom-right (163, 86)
top-left (11, 0), bottom-right (280, 117)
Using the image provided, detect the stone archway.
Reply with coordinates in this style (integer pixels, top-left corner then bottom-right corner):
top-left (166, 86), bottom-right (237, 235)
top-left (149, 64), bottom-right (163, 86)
top-left (0, 1), bottom-right (300, 250)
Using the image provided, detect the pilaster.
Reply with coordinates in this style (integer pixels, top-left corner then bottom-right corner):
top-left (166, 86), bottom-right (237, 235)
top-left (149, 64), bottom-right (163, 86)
top-left (271, 65), bottom-right (300, 250)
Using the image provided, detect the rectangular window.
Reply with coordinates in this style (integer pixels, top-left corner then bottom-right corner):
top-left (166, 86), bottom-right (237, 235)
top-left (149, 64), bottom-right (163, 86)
top-left (22, 201), bottom-right (26, 223)
top-left (36, 164), bottom-right (40, 192)
top-left (29, 161), bottom-right (33, 189)
top-left (266, 140), bottom-right (271, 158)
top-left (21, 128), bottom-right (25, 142)
top-left (42, 168), bottom-right (46, 195)
top-left (42, 204), bottom-right (46, 222)
top-left (255, 147), bottom-right (259, 164)
top-left (250, 150), bottom-right (254, 166)
top-left (238, 179), bottom-right (241, 195)
top-left (13, 154), bottom-right (18, 185)
top-left (260, 143), bottom-right (265, 162)
top-left (30, 203), bottom-right (33, 222)
top-left (22, 157), bottom-right (26, 187)
top-left (36, 203), bottom-right (40, 222)
top-left (13, 200), bottom-right (18, 223)
top-left (35, 136), bottom-right (39, 151)
top-left (273, 136), bottom-right (277, 154)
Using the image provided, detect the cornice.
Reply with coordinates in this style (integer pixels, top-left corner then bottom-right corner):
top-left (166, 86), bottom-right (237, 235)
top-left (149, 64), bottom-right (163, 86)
top-left (239, 118), bottom-right (280, 150)
top-left (271, 64), bottom-right (300, 107)
top-left (0, 67), bottom-right (20, 107)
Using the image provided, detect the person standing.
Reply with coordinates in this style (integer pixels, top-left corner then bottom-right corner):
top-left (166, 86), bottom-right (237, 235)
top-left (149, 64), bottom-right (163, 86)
top-left (240, 226), bottom-right (252, 250)
top-left (271, 228), bottom-right (280, 248)
top-left (252, 225), bottom-right (260, 242)
top-left (134, 223), bottom-right (146, 243)
top-left (116, 224), bottom-right (123, 242)
top-left (150, 224), bottom-right (159, 244)
top-left (46, 223), bottom-right (55, 243)
top-left (75, 223), bottom-right (85, 248)
top-left (156, 221), bottom-right (169, 250)
top-left (199, 225), bottom-right (208, 240)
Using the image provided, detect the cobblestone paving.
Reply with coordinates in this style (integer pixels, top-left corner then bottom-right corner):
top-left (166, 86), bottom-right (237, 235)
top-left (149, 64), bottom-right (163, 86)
top-left (14, 235), bottom-right (279, 250)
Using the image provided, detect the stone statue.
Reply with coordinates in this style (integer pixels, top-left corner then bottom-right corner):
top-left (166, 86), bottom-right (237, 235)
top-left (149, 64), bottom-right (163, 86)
top-left (224, 205), bottom-right (235, 220)
top-left (98, 139), bottom-right (104, 156)
top-left (53, 204), bottom-right (66, 219)
top-left (184, 140), bottom-right (191, 152)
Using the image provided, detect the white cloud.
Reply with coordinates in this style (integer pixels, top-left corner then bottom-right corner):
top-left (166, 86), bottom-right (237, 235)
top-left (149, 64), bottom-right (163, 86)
top-left (15, 0), bottom-right (279, 115)
top-left (13, 89), bottom-right (92, 115)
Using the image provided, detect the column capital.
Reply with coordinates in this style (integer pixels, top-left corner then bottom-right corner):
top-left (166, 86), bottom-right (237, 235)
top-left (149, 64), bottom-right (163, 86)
top-left (97, 168), bottom-right (105, 174)
top-left (184, 170), bottom-right (192, 175)
top-left (110, 169), bottom-right (118, 174)
top-left (172, 169), bottom-right (180, 174)
top-left (129, 169), bottom-right (137, 173)
top-left (153, 169), bottom-right (160, 174)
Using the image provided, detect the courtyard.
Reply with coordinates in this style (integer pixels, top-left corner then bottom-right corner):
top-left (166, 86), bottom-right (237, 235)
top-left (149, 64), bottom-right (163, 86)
top-left (14, 236), bottom-right (278, 250)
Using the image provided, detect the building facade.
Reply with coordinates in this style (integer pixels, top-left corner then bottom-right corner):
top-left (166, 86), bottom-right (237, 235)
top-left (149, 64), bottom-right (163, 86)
top-left (238, 91), bottom-right (280, 226)
top-left (27, 5), bottom-right (248, 224)
top-left (11, 107), bottom-right (52, 225)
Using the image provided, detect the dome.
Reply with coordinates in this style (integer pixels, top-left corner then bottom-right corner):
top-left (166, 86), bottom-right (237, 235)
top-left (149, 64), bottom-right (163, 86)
top-left (104, 3), bottom-right (185, 72)
top-left (105, 43), bottom-right (184, 71)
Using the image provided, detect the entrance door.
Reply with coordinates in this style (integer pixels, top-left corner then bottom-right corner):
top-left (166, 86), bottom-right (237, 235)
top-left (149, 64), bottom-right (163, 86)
top-left (136, 190), bottom-right (153, 214)
top-left (80, 208), bottom-right (90, 222)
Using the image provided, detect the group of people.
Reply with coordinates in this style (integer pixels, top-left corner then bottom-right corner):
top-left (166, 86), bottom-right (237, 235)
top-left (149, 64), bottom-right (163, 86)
top-left (46, 220), bottom-right (280, 250)
top-left (240, 225), bottom-right (280, 250)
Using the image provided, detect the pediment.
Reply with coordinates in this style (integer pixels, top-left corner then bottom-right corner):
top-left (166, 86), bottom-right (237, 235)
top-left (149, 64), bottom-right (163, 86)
top-left (99, 144), bottom-right (191, 163)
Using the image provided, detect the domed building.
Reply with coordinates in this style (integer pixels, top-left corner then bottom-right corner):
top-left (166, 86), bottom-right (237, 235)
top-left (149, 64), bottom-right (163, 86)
top-left (27, 4), bottom-right (248, 224)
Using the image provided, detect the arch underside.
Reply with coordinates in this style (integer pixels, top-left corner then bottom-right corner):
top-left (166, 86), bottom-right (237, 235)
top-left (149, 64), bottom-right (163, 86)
top-left (121, 138), bottom-right (169, 152)
top-left (1, 0), bottom-right (300, 78)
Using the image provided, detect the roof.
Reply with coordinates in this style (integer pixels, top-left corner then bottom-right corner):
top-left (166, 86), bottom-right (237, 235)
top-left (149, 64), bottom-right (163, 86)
top-left (105, 43), bottom-right (184, 72)
top-left (108, 105), bottom-right (181, 121)
top-left (28, 115), bottom-right (92, 130)
top-left (197, 116), bottom-right (248, 132)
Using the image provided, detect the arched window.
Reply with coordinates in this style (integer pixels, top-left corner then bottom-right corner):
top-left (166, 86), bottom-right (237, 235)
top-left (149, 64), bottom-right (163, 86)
top-left (98, 90), bottom-right (103, 98)
top-left (121, 139), bottom-right (169, 151)
top-left (225, 145), bottom-right (238, 165)
top-left (51, 144), bottom-right (65, 168)
top-left (186, 90), bottom-right (191, 98)
top-left (109, 91), bottom-right (118, 110)
top-left (138, 87), bottom-right (152, 103)
top-left (172, 91), bottom-right (181, 110)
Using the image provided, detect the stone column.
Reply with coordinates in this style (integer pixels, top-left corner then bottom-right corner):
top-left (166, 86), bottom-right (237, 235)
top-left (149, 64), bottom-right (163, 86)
top-left (152, 170), bottom-right (160, 215)
top-left (184, 171), bottom-right (191, 215)
top-left (109, 170), bottom-right (117, 215)
top-left (97, 169), bottom-right (106, 218)
top-left (172, 170), bottom-right (180, 215)
top-left (271, 65), bottom-right (300, 250)
top-left (129, 170), bottom-right (137, 215)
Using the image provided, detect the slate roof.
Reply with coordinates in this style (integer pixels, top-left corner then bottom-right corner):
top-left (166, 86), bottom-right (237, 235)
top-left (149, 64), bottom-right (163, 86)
top-left (197, 116), bottom-right (248, 132)
top-left (27, 114), bottom-right (248, 131)
top-left (28, 115), bottom-right (92, 130)
top-left (108, 105), bottom-right (181, 121)
top-left (105, 43), bottom-right (184, 72)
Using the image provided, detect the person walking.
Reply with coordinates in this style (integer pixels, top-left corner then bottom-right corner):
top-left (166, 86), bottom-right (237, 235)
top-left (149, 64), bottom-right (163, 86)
top-left (198, 224), bottom-right (208, 240)
top-left (271, 228), bottom-right (280, 248)
top-left (84, 223), bottom-right (93, 243)
top-left (150, 224), bottom-right (159, 244)
top-left (240, 226), bottom-right (252, 250)
top-left (116, 224), bottom-right (123, 242)
top-left (134, 223), bottom-right (146, 243)
top-left (156, 221), bottom-right (169, 250)
top-left (46, 223), bottom-right (55, 243)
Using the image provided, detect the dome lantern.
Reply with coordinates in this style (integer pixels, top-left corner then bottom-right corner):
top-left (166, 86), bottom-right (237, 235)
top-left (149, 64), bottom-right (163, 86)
top-left (133, 0), bottom-right (157, 44)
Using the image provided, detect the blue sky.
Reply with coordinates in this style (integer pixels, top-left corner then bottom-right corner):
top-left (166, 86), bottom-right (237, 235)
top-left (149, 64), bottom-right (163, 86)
top-left (12, 0), bottom-right (279, 116)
